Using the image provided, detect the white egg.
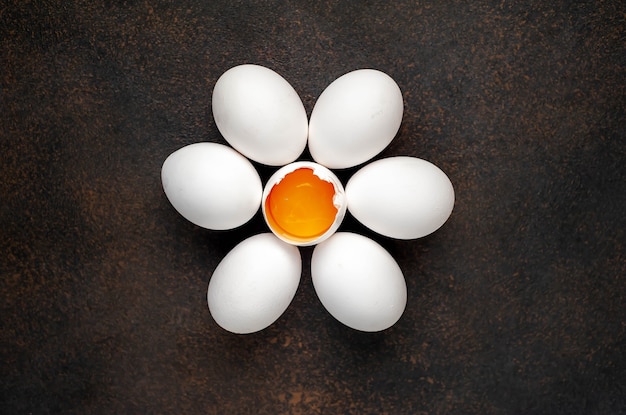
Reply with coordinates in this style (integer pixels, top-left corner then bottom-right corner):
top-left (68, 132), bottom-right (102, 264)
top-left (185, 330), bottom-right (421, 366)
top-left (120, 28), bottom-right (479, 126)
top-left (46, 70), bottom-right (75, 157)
top-left (207, 233), bottom-right (302, 334)
top-left (346, 156), bottom-right (455, 239)
top-left (261, 161), bottom-right (347, 247)
top-left (161, 142), bottom-right (262, 230)
top-left (311, 232), bottom-right (407, 332)
top-left (212, 64), bottom-right (308, 166)
top-left (308, 69), bottom-right (404, 169)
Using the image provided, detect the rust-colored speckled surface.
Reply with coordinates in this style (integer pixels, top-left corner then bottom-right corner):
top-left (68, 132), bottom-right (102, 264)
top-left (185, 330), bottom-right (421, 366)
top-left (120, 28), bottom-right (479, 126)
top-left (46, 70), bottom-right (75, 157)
top-left (1, 1), bottom-right (625, 414)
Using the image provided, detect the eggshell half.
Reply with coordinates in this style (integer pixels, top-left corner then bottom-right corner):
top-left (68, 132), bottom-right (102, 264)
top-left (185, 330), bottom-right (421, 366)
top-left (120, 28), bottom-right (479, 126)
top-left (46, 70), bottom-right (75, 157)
top-left (161, 142), bottom-right (262, 230)
top-left (308, 69), bottom-right (403, 169)
top-left (311, 232), bottom-right (407, 332)
top-left (346, 156), bottom-right (455, 239)
top-left (207, 233), bottom-right (302, 334)
top-left (262, 161), bottom-right (347, 247)
top-left (212, 64), bottom-right (308, 166)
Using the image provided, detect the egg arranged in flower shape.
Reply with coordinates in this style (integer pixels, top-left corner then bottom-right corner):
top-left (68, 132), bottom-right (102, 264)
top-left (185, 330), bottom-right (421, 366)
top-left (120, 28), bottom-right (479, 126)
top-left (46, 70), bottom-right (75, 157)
top-left (161, 64), bottom-right (455, 334)
top-left (212, 64), bottom-right (309, 166)
top-left (308, 69), bottom-right (404, 169)
top-left (161, 142), bottom-right (262, 230)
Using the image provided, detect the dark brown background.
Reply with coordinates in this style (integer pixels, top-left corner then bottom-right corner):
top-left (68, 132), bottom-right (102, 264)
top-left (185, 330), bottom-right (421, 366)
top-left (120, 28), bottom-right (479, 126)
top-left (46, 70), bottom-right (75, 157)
top-left (2, 1), bottom-right (625, 414)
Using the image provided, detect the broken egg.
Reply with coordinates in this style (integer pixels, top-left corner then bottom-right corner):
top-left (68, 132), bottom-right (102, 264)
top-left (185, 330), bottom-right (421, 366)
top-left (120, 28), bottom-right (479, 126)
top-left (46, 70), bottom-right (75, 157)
top-left (262, 161), bottom-right (347, 246)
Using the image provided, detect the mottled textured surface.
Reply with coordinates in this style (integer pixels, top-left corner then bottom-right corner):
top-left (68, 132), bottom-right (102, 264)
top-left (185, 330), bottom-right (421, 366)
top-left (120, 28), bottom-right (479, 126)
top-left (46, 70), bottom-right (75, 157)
top-left (1, 1), bottom-right (625, 414)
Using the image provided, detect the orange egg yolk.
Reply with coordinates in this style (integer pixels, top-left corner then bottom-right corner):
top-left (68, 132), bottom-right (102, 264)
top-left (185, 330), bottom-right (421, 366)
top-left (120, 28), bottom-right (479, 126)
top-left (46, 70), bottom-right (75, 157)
top-left (265, 168), bottom-right (338, 242)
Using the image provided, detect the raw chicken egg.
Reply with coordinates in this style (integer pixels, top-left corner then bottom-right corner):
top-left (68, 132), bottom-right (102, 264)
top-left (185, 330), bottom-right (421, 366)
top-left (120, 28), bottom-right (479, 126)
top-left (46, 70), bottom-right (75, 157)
top-left (308, 69), bottom-right (404, 169)
top-left (161, 142), bottom-right (262, 230)
top-left (212, 64), bottom-right (308, 166)
top-left (262, 162), bottom-right (346, 246)
top-left (311, 232), bottom-right (407, 332)
top-left (346, 156), bottom-right (455, 239)
top-left (207, 233), bottom-right (302, 334)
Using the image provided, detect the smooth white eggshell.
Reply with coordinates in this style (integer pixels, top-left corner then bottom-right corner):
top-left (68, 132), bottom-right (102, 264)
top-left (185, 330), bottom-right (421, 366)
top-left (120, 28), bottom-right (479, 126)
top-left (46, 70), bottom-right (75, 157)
top-left (207, 233), bottom-right (302, 334)
top-left (308, 69), bottom-right (404, 169)
top-left (261, 161), bottom-right (347, 247)
top-left (311, 232), bottom-right (407, 332)
top-left (161, 142), bottom-right (262, 230)
top-left (346, 156), bottom-right (455, 239)
top-left (212, 64), bottom-right (308, 166)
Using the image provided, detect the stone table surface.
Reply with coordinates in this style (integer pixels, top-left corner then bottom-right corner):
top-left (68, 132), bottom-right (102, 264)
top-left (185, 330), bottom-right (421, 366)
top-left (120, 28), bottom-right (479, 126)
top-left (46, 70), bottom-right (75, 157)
top-left (1, 1), bottom-right (625, 414)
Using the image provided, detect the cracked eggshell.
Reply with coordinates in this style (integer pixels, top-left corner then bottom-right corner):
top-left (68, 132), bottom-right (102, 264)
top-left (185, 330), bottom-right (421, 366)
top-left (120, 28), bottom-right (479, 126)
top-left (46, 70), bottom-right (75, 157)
top-left (207, 233), bottom-right (302, 334)
top-left (311, 232), bottom-right (407, 332)
top-left (212, 64), bottom-right (309, 166)
top-left (308, 69), bottom-right (404, 169)
top-left (345, 156), bottom-right (455, 239)
top-left (161, 142), bottom-right (262, 230)
top-left (262, 161), bottom-right (347, 246)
